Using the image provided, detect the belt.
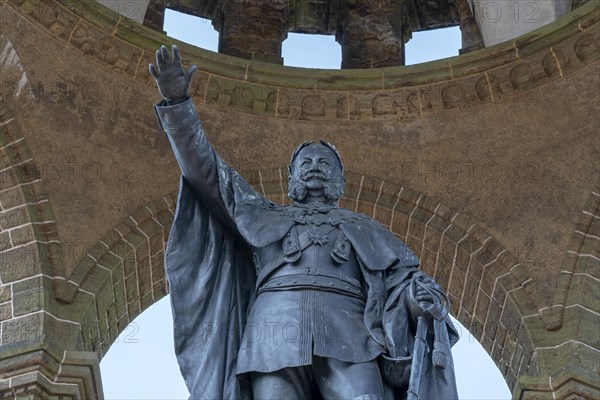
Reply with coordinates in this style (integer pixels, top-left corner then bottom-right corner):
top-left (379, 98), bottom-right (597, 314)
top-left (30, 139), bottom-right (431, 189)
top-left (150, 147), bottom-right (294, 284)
top-left (258, 271), bottom-right (364, 299)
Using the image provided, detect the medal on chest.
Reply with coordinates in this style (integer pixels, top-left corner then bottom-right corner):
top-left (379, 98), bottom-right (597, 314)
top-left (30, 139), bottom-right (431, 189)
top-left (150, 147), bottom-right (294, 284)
top-left (280, 205), bottom-right (352, 264)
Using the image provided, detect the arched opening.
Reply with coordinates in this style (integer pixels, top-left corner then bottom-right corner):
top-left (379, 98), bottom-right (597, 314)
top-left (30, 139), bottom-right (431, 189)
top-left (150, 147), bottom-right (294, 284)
top-left (163, 9), bottom-right (219, 52)
top-left (100, 295), bottom-right (188, 399)
top-left (282, 33), bottom-right (341, 69)
top-left (162, 10), bottom-right (462, 69)
top-left (404, 26), bottom-right (462, 65)
top-left (93, 172), bottom-right (526, 399)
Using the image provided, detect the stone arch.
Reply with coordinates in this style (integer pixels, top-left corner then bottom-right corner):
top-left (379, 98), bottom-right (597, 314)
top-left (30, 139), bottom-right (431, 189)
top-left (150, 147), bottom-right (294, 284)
top-left (341, 171), bottom-right (540, 392)
top-left (62, 167), bottom-right (540, 394)
top-left (58, 190), bottom-right (177, 357)
top-left (526, 182), bottom-right (600, 398)
top-left (544, 180), bottom-right (600, 330)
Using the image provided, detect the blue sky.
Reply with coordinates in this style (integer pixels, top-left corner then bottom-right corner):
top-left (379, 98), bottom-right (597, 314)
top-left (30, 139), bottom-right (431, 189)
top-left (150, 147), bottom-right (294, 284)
top-left (100, 10), bottom-right (512, 400)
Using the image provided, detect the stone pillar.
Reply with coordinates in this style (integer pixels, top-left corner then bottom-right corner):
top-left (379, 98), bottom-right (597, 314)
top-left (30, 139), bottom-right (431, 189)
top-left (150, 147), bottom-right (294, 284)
top-left (0, 350), bottom-right (104, 400)
top-left (469, 0), bottom-right (572, 47)
top-left (455, 0), bottom-right (484, 54)
top-left (0, 236), bottom-right (103, 398)
top-left (215, 0), bottom-right (288, 64)
top-left (143, 0), bottom-right (166, 32)
top-left (337, 1), bottom-right (407, 69)
top-left (96, 0), bottom-right (151, 24)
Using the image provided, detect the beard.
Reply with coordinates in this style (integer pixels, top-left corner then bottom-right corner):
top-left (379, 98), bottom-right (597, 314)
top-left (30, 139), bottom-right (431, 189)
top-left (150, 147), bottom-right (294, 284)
top-left (288, 176), bottom-right (344, 203)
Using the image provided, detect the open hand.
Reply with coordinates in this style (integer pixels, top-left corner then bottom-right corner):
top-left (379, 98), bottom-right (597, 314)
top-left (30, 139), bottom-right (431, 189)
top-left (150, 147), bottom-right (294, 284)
top-left (149, 45), bottom-right (197, 104)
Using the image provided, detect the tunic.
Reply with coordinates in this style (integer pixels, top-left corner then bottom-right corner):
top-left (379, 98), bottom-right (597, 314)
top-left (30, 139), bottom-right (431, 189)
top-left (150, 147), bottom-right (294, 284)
top-left (237, 219), bottom-right (385, 374)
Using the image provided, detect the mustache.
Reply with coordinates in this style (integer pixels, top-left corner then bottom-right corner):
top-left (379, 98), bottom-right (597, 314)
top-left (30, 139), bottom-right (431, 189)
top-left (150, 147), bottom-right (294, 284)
top-left (288, 176), bottom-right (344, 203)
top-left (301, 170), bottom-right (328, 180)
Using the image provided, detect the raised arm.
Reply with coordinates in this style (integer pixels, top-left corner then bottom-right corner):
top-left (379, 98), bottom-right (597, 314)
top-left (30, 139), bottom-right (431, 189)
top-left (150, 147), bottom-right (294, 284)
top-left (150, 45), bottom-right (265, 229)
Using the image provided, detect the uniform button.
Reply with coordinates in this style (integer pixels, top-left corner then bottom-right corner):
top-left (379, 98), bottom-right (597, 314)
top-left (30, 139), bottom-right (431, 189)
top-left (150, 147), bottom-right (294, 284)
top-left (329, 282), bottom-right (335, 286)
top-left (293, 279), bottom-right (298, 284)
top-left (307, 267), bottom-right (320, 275)
top-left (276, 282), bottom-right (282, 286)
top-left (311, 280), bottom-right (316, 284)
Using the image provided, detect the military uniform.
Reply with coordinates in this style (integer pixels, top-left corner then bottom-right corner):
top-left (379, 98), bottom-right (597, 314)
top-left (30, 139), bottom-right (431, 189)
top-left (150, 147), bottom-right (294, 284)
top-left (237, 205), bottom-right (385, 375)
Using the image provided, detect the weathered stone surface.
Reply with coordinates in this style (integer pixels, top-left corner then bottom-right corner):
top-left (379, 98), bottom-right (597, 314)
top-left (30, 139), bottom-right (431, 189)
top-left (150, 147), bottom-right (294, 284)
top-left (0, 231), bottom-right (11, 253)
top-left (0, 349), bottom-right (102, 400)
top-left (0, 302), bottom-right (12, 322)
top-left (0, 285), bottom-right (11, 304)
top-left (0, 206), bottom-right (29, 231)
top-left (1, 312), bottom-right (44, 345)
top-left (0, 244), bottom-right (40, 284)
top-left (143, 0), bottom-right (165, 32)
top-left (9, 224), bottom-right (35, 247)
top-left (12, 275), bottom-right (49, 317)
top-left (337, 2), bottom-right (406, 68)
top-left (216, 0), bottom-right (287, 64)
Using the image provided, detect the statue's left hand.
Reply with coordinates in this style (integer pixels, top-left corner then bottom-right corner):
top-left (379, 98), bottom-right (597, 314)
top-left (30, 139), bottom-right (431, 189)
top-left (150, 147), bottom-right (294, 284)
top-left (413, 285), bottom-right (435, 305)
top-left (149, 44), bottom-right (197, 104)
top-left (406, 275), bottom-right (447, 321)
top-left (407, 286), bottom-right (434, 321)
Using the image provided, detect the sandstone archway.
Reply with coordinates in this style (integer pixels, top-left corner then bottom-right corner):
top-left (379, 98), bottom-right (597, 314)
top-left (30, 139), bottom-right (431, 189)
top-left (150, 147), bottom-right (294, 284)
top-left (0, 0), bottom-right (598, 398)
top-left (57, 171), bottom-right (538, 396)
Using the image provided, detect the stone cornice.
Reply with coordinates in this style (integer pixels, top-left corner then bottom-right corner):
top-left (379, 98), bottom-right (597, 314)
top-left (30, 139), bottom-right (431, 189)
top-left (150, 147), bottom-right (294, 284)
top-left (2, 0), bottom-right (599, 121)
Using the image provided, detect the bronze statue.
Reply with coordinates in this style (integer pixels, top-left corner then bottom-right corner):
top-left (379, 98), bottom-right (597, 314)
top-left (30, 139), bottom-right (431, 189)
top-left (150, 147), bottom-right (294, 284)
top-left (150, 45), bottom-right (459, 400)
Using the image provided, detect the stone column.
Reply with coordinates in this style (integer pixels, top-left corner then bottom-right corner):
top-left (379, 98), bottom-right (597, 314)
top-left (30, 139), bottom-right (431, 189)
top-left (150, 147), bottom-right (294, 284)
top-left (336, 1), bottom-right (408, 69)
top-left (143, 0), bottom-right (167, 32)
top-left (0, 223), bottom-right (103, 399)
top-left (215, 0), bottom-right (288, 64)
top-left (455, 0), bottom-right (484, 54)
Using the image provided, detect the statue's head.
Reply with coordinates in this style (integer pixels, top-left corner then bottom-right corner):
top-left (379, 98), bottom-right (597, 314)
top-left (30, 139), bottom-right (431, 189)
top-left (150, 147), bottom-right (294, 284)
top-left (288, 141), bottom-right (345, 204)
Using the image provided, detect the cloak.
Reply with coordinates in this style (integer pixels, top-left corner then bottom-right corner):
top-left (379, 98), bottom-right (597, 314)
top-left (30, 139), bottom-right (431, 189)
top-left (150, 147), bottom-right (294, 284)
top-left (157, 98), bottom-right (459, 399)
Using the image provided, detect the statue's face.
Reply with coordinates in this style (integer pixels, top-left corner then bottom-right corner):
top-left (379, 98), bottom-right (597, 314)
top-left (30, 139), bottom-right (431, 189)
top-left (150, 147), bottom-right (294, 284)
top-left (292, 144), bottom-right (341, 188)
top-left (288, 143), bottom-right (344, 204)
